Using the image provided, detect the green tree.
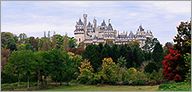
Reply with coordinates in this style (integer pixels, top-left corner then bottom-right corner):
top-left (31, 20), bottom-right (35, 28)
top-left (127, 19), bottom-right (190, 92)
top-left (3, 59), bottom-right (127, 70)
top-left (100, 57), bottom-right (119, 84)
top-left (63, 34), bottom-right (69, 50)
top-left (1, 32), bottom-right (17, 51)
top-left (142, 38), bottom-right (159, 52)
top-left (117, 56), bottom-right (127, 68)
top-left (83, 44), bottom-right (101, 72)
top-left (27, 37), bottom-right (39, 51)
top-left (144, 62), bottom-right (158, 73)
top-left (18, 33), bottom-right (27, 44)
top-left (3, 50), bottom-right (36, 88)
top-left (39, 37), bottom-right (51, 51)
top-left (152, 42), bottom-right (164, 67)
top-left (52, 34), bottom-right (64, 49)
top-left (131, 45), bottom-right (144, 68)
top-left (68, 37), bottom-right (77, 49)
top-left (34, 51), bottom-right (49, 88)
top-left (173, 21), bottom-right (191, 54)
top-left (45, 49), bottom-right (67, 85)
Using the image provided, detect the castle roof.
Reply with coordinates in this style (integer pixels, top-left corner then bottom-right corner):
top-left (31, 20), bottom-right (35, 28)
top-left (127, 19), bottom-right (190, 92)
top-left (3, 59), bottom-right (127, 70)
top-left (138, 25), bottom-right (144, 31)
top-left (101, 20), bottom-right (106, 26)
top-left (107, 23), bottom-right (113, 30)
top-left (128, 31), bottom-right (135, 38)
top-left (87, 22), bottom-right (92, 27)
top-left (77, 19), bottom-right (84, 25)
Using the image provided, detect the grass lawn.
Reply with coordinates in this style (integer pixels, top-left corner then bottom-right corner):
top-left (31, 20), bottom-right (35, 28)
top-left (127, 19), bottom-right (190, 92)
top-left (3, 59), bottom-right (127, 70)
top-left (45, 85), bottom-right (159, 91)
top-left (159, 82), bottom-right (191, 91)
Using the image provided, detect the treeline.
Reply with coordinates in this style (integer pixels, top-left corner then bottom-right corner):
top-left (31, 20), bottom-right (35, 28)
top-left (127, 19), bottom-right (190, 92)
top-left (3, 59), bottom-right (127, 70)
top-left (2, 49), bottom-right (82, 88)
top-left (82, 40), bottom-right (164, 72)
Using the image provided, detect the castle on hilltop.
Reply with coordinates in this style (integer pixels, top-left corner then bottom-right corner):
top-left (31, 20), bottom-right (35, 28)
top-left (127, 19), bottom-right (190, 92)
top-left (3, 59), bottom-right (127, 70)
top-left (74, 14), bottom-right (154, 47)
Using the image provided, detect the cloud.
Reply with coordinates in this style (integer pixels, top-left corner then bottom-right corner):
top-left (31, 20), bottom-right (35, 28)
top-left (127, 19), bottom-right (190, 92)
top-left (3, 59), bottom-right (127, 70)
top-left (1, 1), bottom-right (190, 45)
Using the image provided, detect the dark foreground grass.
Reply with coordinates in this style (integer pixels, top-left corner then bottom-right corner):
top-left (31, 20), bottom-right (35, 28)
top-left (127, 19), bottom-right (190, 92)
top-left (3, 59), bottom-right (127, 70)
top-left (159, 82), bottom-right (191, 91)
top-left (45, 85), bottom-right (159, 91)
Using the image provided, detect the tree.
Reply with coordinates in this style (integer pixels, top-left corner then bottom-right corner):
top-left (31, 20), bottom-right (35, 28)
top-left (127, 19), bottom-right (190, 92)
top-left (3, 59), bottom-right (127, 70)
top-left (163, 42), bottom-right (174, 55)
top-left (162, 48), bottom-right (184, 81)
top-left (1, 32), bottom-right (17, 51)
top-left (3, 50), bottom-right (36, 88)
top-left (152, 42), bottom-right (164, 68)
top-left (100, 57), bottom-right (119, 84)
top-left (173, 21), bottom-right (191, 54)
top-left (63, 34), bottom-right (69, 50)
top-left (142, 37), bottom-right (159, 52)
top-left (183, 53), bottom-right (191, 82)
top-left (45, 49), bottom-right (67, 85)
top-left (34, 51), bottom-right (48, 88)
top-left (1, 48), bottom-right (10, 71)
top-left (68, 37), bottom-right (77, 49)
top-left (77, 59), bottom-right (94, 84)
top-left (62, 52), bottom-right (82, 84)
top-left (27, 37), bottom-right (39, 51)
top-left (131, 45), bottom-right (144, 68)
top-left (18, 33), bottom-right (27, 44)
top-left (172, 21), bottom-right (191, 81)
top-left (17, 43), bottom-right (33, 51)
top-left (52, 34), bottom-right (64, 49)
top-left (144, 62), bottom-right (158, 73)
top-left (117, 56), bottom-right (126, 68)
top-left (39, 37), bottom-right (51, 51)
top-left (83, 44), bottom-right (101, 72)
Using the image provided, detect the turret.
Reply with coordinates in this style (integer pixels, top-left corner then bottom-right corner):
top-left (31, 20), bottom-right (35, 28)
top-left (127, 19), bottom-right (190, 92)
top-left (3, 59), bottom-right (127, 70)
top-left (83, 14), bottom-right (87, 27)
top-left (93, 17), bottom-right (97, 29)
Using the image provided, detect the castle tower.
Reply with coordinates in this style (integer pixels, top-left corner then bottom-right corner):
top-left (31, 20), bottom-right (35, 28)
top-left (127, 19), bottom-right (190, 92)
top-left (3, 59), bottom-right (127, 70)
top-left (83, 14), bottom-right (88, 39)
top-left (93, 17), bottom-right (97, 29)
top-left (83, 14), bottom-right (87, 27)
top-left (74, 18), bottom-right (85, 45)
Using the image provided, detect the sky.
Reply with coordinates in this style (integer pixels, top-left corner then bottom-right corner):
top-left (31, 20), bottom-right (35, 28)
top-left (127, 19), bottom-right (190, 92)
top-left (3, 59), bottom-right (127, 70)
top-left (1, 1), bottom-right (191, 45)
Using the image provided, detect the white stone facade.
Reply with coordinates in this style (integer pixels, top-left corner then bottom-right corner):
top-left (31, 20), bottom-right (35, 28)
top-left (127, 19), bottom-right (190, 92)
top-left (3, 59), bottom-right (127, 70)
top-left (74, 14), bottom-right (154, 47)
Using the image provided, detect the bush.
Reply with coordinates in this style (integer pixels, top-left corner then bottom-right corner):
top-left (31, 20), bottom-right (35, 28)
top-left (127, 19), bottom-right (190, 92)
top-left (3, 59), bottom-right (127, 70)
top-left (77, 59), bottom-right (94, 84)
top-left (90, 72), bottom-right (102, 85)
top-left (100, 57), bottom-right (119, 84)
top-left (127, 68), bottom-right (148, 85)
top-left (146, 69), bottom-right (164, 85)
top-left (127, 67), bottom-right (137, 74)
top-left (184, 53), bottom-right (191, 82)
top-left (117, 56), bottom-right (127, 68)
top-left (144, 62), bottom-right (158, 73)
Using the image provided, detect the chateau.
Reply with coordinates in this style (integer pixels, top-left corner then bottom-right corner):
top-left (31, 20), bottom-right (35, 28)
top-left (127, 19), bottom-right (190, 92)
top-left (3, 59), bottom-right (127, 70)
top-left (74, 14), bottom-right (154, 47)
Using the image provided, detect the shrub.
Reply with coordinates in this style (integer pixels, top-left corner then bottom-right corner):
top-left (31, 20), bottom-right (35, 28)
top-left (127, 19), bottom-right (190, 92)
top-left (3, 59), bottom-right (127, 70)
top-left (117, 56), bottom-right (127, 68)
top-left (184, 53), bottom-right (191, 82)
top-left (90, 71), bottom-right (102, 85)
top-left (127, 67), bottom-right (137, 74)
top-left (77, 59), bottom-right (94, 84)
top-left (146, 69), bottom-right (164, 85)
top-left (144, 62), bottom-right (158, 73)
top-left (127, 68), bottom-right (148, 85)
top-left (101, 57), bottom-right (119, 84)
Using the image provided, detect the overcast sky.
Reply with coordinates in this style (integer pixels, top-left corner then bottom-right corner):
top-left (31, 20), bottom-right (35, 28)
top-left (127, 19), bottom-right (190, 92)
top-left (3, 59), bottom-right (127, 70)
top-left (1, 1), bottom-right (191, 45)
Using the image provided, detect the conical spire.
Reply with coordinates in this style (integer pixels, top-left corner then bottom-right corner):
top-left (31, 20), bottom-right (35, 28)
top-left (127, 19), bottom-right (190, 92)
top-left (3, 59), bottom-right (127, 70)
top-left (101, 20), bottom-right (106, 26)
